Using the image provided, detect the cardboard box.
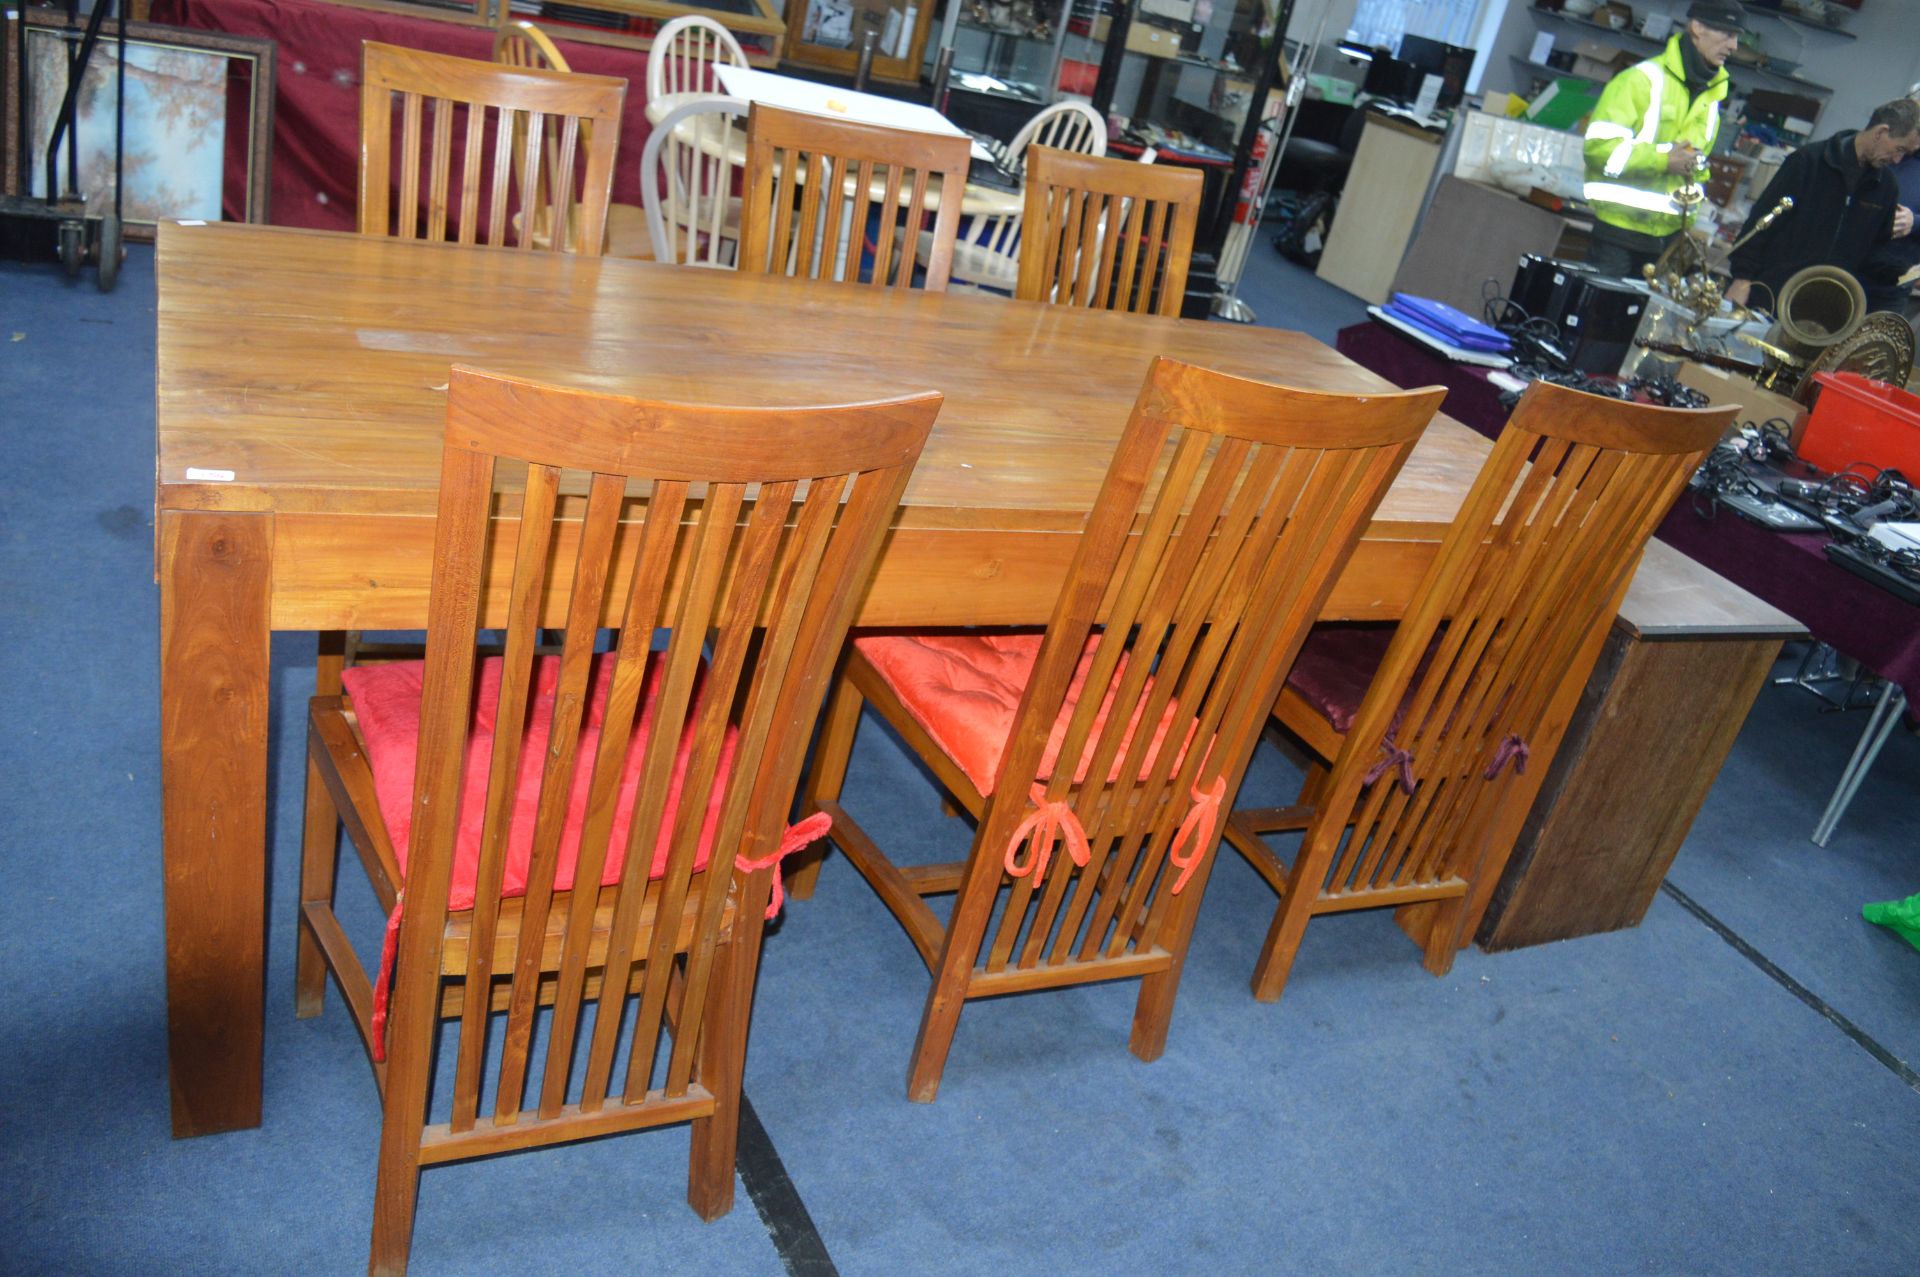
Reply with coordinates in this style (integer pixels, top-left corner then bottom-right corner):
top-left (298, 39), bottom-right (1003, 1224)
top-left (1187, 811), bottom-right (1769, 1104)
top-left (1568, 39), bottom-right (1635, 82)
top-left (1592, 3), bottom-right (1635, 31)
top-left (1125, 23), bottom-right (1182, 59)
top-left (1675, 361), bottom-right (1808, 439)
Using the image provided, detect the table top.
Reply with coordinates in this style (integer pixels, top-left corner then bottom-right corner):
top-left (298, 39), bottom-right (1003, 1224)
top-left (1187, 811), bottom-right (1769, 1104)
top-left (154, 221), bottom-right (1492, 534)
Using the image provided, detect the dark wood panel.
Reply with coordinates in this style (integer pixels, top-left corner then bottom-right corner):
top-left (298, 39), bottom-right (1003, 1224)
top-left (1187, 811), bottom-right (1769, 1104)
top-left (1479, 629), bottom-right (1783, 950)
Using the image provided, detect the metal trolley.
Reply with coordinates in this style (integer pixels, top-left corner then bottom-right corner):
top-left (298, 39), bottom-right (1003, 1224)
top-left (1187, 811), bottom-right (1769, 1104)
top-left (3, 0), bottom-right (127, 290)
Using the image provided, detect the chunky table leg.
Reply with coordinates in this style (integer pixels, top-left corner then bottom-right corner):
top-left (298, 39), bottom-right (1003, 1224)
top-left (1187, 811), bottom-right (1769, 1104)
top-left (159, 510), bottom-right (273, 1137)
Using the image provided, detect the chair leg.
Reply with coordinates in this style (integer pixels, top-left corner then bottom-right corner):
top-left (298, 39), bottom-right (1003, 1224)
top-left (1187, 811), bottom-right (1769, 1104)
top-left (788, 673), bottom-right (865, 901)
top-left (1130, 852), bottom-right (1222, 1061)
top-left (1250, 839), bottom-right (1330, 1004)
top-left (1130, 950), bottom-right (1198, 1062)
top-left (1295, 761), bottom-right (1331, 807)
top-left (297, 742), bottom-right (341, 1019)
top-left (905, 972), bottom-right (970, 1104)
top-left (368, 1126), bottom-right (422, 1277)
top-left (905, 868), bottom-right (1000, 1102)
top-left (1420, 898), bottom-right (1467, 977)
top-left (688, 936), bottom-right (754, 1221)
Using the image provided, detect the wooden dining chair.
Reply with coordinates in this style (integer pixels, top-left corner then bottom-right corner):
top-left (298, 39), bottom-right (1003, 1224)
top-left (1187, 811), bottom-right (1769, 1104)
top-left (931, 100), bottom-right (1107, 295)
top-left (358, 41), bottom-right (624, 255)
top-left (295, 366), bottom-right (939, 1273)
top-left (641, 96), bottom-right (750, 268)
top-left (1015, 145), bottom-right (1202, 317)
top-left (788, 358), bottom-right (1445, 1101)
top-left (489, 20), bottom-right (651, 257)
top-left (647, 14), bottom-right (749, 102)
top-left (738, 103), bottom-right (970, 290)
top-left (1224, 382), bottom-right (1735, 1003)
top-left (328, 44), bottom-right (631, 706)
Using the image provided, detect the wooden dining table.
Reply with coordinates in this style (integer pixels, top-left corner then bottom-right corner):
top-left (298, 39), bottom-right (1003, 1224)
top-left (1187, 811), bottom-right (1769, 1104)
top-left (153, 220), bottom-right (1794, 1138)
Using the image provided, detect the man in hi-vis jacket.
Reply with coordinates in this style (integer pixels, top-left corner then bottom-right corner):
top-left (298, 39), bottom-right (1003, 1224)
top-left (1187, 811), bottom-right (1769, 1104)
top-left (1581, 1), bottom-right (1744, 278)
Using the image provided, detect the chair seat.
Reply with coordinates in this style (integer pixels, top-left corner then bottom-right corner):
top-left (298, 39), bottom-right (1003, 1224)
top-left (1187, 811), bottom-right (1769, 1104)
top-left (604, 201), bottom-right (656, 259)
top-left (853, 631), bottom-right (1197, 795)
top-left (1284, 623), bottom-right (1396, 734)
top-left (1284, 624), bottom-right (1452, 739)
top-left (919, 227), bottom-right (1018, 291)
top-left (341, 651), bottom-right (733, 910)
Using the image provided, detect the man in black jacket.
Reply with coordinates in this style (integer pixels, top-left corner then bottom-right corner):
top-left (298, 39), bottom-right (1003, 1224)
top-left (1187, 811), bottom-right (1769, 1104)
top-left (1726, 98), bottom-right (1920, 312)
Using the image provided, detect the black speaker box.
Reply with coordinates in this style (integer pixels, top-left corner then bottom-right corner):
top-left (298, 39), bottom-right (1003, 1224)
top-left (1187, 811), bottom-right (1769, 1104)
top-left (1557, 270), bottom-right (1648, 374)
top-left (1509, 257), bottom-right (1648, 374)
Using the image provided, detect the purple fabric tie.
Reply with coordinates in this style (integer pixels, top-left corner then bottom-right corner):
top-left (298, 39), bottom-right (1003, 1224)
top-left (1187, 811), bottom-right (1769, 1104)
top-left (1484, 732), bottom-right (1531, 780)
top-left (1363, 736), bottom-right (1417, 795)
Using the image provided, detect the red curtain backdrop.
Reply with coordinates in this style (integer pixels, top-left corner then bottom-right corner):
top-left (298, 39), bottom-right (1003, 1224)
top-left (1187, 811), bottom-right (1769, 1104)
top-left (150, 0), bottom-right (652, 231)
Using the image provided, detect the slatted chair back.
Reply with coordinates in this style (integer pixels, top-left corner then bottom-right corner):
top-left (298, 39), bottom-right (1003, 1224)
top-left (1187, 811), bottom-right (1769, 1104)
top-left (1254, 381), bottom-right (1733, 989)
top-left (338, 367), bottom-right (937, 1269)
top-left (492, 17), bottom-right (570, 72)
top-left (937, 101), bottom-right (1106, 293)
top-left (647, 14), bottom-right (749, 102)
top-left (1007, 99), bottom-right (1108, 174)
top-left (487, 22), bottom-right (597, 254)
top-left (642, 96), bottom-right (750, 267)
top-left (738, 103), bottom-right (970, 290)
top-left (934, 360), bottom-right (1443, 1076)
top-left (358, 41), bottom-right (624, 255)
top-left (1015, 145), bottom-right (1201, 316)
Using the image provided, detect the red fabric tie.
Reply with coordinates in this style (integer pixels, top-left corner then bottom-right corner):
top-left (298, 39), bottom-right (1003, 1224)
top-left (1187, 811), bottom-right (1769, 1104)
top-left (736, 810), bottom-right (834, 920)
top-left (369, 890), bottom-right (405, 1065)
top-left (1004, 784), bottom-right (1091, 883)
top-left (1167, 778), bottom-right (1227, 895)
top-left (1484, 732), bottom-right (1531, 780)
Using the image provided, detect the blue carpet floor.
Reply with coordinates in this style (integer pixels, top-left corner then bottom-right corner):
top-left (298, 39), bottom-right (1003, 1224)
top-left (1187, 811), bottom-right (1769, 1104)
top-left (3, 242), bottom-right (1917, 1275)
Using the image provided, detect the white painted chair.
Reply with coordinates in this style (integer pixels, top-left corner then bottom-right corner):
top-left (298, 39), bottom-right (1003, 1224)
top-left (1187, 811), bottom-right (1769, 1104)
top-left (647, 15), bottom-right (749, 109)
top-left (924, 99), bottom-right (1107, 295)
top-left (642, 96), bottom-right (750, 268)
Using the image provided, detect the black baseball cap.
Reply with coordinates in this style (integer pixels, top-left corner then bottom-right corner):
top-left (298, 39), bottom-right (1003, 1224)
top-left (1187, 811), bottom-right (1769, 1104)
top-left (1687, 1), bottom-right (1749, 33)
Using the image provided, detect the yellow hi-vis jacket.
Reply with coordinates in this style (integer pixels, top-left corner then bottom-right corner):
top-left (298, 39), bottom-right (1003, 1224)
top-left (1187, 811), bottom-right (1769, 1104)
top-left (1582, 35), bottom-right (1730, 239)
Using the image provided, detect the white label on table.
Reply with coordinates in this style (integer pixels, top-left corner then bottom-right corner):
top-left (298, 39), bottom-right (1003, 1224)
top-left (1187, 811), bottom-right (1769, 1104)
top-left (357, 329), bottom-right (481, 356)
top-left (185, 467), bottom-right (235, 482)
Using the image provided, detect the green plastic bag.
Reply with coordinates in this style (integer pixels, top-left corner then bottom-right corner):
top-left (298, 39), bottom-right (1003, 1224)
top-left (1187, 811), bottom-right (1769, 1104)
top-left (1863, 892), bottom-right (1920, 952)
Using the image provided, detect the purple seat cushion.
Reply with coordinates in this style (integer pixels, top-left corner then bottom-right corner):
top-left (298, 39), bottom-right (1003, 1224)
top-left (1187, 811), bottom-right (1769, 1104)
top-left (1285, 623), bottom-right (1396, 734)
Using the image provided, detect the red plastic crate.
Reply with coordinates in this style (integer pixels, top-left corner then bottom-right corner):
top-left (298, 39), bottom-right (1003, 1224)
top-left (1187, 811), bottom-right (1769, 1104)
top-left (1799, 372), bottom-right (1920, 478)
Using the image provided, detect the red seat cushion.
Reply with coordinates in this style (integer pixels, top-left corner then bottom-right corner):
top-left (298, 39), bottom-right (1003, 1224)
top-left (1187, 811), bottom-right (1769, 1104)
top-left (853, 631), bottom-right (1199, 796)
top-left (340, 652), bottom-right (734, 911)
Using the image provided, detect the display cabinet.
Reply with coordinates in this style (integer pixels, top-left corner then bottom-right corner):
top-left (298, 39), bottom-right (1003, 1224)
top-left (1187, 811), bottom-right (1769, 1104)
top-left (324, 0), bottom-right (788, 62)
top-left (932, 0), bottom-right (1072, 107)
top-left (783, 0), bottom-right (938, 83)
top-left (1079, 0), bottom-right (1270, 166)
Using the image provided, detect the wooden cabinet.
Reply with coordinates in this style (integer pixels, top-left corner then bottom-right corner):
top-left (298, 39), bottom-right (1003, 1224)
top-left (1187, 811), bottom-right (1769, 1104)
top-left (783, 0), bottom-right (937, 83)
top-left (1315, 111), bottom-right (1445, 305)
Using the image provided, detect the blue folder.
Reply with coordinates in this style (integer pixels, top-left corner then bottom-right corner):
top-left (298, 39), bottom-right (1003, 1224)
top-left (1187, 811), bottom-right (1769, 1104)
top-left (1384, 293), bottom-right (1512, 353)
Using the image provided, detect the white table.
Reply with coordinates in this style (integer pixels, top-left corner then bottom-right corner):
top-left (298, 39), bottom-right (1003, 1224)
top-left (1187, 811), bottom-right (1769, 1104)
top-left (647, 68), bottom-right (1020, 219)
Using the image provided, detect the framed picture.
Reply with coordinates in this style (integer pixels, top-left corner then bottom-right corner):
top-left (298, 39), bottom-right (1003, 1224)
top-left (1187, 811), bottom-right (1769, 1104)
top-left (3, 10), bottom-right (274, 238)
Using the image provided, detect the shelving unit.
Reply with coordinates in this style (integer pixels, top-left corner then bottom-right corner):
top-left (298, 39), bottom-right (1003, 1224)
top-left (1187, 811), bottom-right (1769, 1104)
top-left (1523, 8), bottom-right (1835, 99)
